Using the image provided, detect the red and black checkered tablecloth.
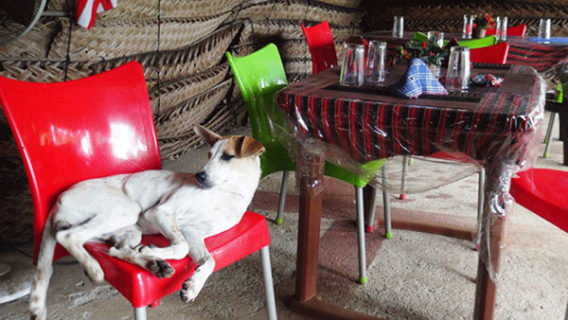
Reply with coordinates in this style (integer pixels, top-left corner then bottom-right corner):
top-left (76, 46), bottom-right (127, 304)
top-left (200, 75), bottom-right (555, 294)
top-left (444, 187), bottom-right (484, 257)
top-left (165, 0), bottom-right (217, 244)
top-left (506, 37), bottom-right (568, 72)
top-left (276, 65), bottom-right (544, 167)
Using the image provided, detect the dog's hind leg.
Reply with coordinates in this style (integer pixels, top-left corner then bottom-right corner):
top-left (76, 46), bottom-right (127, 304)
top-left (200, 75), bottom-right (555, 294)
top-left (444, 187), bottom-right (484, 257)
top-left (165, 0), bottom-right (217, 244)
top-left (108, 226), bottom-right (175, 278)
top-left (29, 218), bottom-right (57, 320)
top-left (107, 225), bottom-right (142, 250)
top-left (55, 203), bottom-right (140, 283)
top-left (137, 207), bottom-right (189, 260)
top-left (179, 226), bottom-right (215, 303)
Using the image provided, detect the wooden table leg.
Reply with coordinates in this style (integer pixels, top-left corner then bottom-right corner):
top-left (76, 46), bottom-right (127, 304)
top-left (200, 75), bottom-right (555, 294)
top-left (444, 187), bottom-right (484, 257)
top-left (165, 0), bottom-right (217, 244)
top-left (289, 144), bottom-right (386, 320)
top-left (473, 165), bottom-right (508, 320)
top-left (474, 215), bottom-right (505, 320)
top-left (559, 111), bottom-right (568, 166)
top-left (294, 149), bottom-right (325, 302)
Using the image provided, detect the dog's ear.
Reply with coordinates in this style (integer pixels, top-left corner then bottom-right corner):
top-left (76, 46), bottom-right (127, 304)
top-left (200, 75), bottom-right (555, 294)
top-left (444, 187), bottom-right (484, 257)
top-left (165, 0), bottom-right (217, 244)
top-left (236, 136), bottom-right (265, 158)
top-left (194, 125), bottom-right (222, 145)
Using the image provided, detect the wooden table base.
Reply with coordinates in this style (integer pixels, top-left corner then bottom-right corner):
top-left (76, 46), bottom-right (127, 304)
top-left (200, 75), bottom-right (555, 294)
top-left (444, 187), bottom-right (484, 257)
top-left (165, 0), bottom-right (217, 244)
top-left (363, 185), bottom-right (475, 240)
top-left (287, 296), bottom-right (385, 320)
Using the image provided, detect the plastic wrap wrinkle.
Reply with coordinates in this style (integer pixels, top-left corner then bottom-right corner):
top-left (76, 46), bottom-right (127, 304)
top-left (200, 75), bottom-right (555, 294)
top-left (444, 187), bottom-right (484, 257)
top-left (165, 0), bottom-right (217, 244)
top-left (297, 138), bottom-right (325, 194)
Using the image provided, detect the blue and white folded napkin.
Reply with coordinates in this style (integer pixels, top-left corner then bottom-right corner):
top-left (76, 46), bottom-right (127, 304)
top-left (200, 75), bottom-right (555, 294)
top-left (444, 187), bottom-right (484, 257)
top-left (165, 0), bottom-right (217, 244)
top-left (390, 58), bottom-right (448, 99)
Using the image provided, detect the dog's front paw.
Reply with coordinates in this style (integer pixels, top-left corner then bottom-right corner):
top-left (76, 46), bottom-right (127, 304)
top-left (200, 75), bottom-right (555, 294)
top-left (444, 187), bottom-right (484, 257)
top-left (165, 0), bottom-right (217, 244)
top-left (146, 260), bottom-right (175, 278)
top-left (179, 279), bottom-right (202, 303)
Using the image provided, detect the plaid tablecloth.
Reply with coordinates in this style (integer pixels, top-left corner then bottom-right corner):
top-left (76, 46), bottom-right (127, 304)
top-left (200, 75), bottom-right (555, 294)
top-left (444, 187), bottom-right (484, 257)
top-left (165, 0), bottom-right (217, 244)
top-left (276, 65), bottom-right (544, 166)
top-left (507, 37), bottom-right (568, 72)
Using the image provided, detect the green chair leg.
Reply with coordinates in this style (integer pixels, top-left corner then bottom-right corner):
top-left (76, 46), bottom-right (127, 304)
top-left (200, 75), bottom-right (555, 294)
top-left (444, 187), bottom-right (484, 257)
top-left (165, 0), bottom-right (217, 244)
top-left (355, 187), bottom-right (367, 285)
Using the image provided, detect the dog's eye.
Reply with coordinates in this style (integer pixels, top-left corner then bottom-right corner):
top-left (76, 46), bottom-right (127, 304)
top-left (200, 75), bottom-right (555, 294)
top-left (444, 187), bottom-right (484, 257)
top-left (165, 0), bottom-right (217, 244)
top-left (221, 152), bottom-right (234, 161)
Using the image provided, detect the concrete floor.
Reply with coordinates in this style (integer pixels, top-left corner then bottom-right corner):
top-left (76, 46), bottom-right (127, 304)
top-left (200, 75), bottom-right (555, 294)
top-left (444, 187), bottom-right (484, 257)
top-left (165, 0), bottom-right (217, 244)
top-left (0, 116), bottom-right (567, 319)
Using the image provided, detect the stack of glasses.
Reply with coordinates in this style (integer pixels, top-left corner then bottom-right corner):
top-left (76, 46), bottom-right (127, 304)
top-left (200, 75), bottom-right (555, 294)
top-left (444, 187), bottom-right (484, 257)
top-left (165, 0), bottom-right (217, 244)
top-left (340, 41), bottom-right (388, 87)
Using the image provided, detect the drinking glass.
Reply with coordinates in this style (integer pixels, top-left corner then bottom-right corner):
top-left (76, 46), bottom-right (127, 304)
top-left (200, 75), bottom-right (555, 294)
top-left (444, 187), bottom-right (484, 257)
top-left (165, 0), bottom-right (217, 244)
top-left (462, 15), bottom-right (469, 38)
top-left (427, 31), bottom-right (444, 47)
top-left (539, 18), bottom-right (551, 43)
top-left (494, 17), bottom-right (502, 40)
top-left (445, 46), bottom-right (471, 91)
top-left (365, 41), bottom-right (387, 85)
top-left (500, 16), bottom-right (508, 41)
top-left (340, 43), bottom-right (365, 87)
top-left (392, 16), bottom-right (404, 38)
top-left (464, 15), bottom-right (474, 39)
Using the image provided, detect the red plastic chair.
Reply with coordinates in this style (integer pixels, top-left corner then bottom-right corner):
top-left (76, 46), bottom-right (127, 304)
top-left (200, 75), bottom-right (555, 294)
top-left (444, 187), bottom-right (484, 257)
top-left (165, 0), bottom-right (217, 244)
top-left (486, 24), bottom-right (527, 37)
top-left (300, 21), bottom-right (338, 74)
top-left (470, 42), bottom-right (510, 64)
top-left (0, 61), bottom-right (276, 319)
top-left (510, 169), bottom-right (568, 233)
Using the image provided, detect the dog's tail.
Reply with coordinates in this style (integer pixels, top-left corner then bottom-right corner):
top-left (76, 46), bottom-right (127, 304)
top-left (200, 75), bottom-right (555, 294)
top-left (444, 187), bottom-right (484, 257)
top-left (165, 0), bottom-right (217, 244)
top-left (29, 218), bottom-right (56, 320)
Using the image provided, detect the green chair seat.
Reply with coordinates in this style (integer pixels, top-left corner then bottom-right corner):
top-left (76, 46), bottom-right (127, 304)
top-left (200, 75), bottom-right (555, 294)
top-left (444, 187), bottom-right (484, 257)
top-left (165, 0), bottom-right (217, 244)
top-left (415, 32), bottom-right (497, 49)
top-left (457, 35), bottom-right (497, 49)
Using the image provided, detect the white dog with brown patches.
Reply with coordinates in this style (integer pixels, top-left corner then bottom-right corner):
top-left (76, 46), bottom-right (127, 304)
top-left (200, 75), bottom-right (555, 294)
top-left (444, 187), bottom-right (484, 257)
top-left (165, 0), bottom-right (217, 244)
top-left (29, 126), bottom-right (265, 320)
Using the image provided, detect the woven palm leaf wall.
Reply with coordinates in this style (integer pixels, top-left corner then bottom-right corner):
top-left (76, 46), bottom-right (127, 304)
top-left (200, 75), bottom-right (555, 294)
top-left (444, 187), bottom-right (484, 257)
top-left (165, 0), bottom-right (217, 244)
top-left (0, 0), bottom-right (363, 243)
top-left (361, 0), bottom-right (568, 36)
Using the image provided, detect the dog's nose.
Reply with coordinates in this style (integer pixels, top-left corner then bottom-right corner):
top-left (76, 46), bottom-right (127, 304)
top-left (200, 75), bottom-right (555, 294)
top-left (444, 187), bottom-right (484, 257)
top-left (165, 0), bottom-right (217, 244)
top-left (195, 171), bottom-right (207, 184)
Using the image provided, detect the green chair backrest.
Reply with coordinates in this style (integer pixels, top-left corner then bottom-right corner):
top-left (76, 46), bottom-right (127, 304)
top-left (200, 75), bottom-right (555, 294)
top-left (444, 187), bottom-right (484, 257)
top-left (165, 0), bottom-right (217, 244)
top-left (226, 44), bottom-right (289, 145)
top-left (457, 35), bottom-right (497, 49)
top-left (227, 44), bottom-right (386, 187)
top-left (413, 32), bottom-right (428, 42)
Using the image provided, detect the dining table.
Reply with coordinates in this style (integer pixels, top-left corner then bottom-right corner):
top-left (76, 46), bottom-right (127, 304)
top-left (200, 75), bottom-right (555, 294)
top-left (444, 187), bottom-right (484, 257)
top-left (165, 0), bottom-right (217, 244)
top-left (274, 63), bottom-right (545, 319)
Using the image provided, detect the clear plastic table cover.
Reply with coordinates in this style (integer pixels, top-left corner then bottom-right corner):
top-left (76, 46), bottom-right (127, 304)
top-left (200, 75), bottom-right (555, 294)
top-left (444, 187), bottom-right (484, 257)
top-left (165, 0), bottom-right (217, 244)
top-left (272, 63), bottom-right (546, 281)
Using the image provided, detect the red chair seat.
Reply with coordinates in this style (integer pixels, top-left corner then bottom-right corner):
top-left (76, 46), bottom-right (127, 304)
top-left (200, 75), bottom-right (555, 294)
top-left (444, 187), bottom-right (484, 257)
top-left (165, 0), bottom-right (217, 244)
top-left (85, 210), bottom-right (270, 308)
top-left (510, 169), bottom-right (568, 233)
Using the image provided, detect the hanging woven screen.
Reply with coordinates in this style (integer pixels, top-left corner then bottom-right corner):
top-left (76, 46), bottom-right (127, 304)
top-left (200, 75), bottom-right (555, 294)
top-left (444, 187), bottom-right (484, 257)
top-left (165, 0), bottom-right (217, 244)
top-left (0, 0), bottom-right (47, 45)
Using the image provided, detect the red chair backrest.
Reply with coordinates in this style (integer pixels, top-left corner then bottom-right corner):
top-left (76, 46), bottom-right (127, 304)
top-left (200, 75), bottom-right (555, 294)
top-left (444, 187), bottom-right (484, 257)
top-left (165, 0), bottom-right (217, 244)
top-left (470, 42), bottom-right (509, 64)
top-left (485, 24), bottom-right (527, 37)
top-left (300, 21), bottom-right (338, 74)
top-left (0, 61), bottom-right (162, 262)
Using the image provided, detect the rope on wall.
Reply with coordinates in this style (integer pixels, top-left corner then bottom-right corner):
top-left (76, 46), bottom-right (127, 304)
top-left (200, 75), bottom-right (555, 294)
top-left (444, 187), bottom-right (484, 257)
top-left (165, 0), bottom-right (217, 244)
top-left (63, 0), bottom-right (73, 81)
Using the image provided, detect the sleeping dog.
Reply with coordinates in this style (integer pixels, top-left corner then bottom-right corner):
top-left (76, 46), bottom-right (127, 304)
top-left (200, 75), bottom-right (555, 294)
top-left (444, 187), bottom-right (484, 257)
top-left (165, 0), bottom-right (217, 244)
top-left (29, 125), bottom-right (265, 320)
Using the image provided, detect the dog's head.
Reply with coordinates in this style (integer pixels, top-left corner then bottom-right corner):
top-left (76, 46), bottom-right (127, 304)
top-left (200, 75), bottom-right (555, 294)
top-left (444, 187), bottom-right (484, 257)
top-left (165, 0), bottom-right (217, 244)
top-left (193, 125), bottom-right (265, 189)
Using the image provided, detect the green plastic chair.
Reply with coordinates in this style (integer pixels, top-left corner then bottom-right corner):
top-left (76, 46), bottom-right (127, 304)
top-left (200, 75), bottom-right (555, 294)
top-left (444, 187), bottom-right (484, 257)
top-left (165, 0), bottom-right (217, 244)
top-left (415, 32), bottom-right (496, 49)
top-left (226, 43), bottom-right (388, 284)
top-left (457, 35), bottom-right (497, 49)
top-left (413, 31), bottom-right (428, 42)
